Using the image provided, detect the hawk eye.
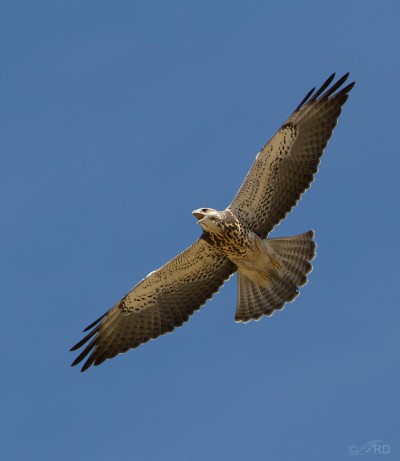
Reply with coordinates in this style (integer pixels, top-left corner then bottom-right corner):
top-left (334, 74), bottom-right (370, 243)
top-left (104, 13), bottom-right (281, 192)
top-left (201, 208), bottom-right (208, 212)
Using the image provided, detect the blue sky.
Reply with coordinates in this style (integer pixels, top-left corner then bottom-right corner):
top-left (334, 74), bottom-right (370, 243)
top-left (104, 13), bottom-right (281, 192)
top-left (1, 1), bottom-right (399, 460)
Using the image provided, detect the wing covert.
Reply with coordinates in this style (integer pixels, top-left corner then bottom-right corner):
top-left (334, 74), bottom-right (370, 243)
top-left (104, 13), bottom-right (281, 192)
top-left (71, 239), bottom-right (236, 371)
top-left (228, 73), bottom-right (354, 238)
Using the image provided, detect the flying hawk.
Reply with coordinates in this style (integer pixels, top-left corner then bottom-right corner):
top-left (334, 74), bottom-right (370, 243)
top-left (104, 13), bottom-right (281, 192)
top-left (71, 73), bottom-right (354, 371)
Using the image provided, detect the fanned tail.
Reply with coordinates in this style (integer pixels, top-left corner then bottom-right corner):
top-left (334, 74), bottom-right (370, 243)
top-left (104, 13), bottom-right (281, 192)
top-left (235, 230), bottom-right (316, 322)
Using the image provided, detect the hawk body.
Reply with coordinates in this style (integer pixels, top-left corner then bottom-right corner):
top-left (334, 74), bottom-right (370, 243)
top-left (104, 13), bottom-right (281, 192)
top-left (199, 209), bottom-right (254, 259)
top-left (198, 208), bottom-right (286, 283)
top-left (195, 207), bottom-right (316, 317)
top-left (71, 73), bottom-right (354, 371)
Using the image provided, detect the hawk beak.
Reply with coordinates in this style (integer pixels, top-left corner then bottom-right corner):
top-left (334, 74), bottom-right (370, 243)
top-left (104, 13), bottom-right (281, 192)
top-left (192, 210), bottom-right (205, 221)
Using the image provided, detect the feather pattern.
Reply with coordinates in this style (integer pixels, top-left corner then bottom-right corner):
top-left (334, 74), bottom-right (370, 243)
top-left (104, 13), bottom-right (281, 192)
top-left (228, 73), bottom-right (354, 238)
top-left (235, 230), bottom-right (316, 322)
top-left (71, 239), bottom-right (235, 371)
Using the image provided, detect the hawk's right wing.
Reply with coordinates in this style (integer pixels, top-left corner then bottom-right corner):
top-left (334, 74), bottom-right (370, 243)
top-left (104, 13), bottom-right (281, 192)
top-left (229, 73), bottom-right (354, 238)
top-left (71, 239), bottom-right (236, 371)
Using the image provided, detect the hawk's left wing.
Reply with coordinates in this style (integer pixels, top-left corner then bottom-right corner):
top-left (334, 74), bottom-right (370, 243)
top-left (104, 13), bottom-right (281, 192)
top-left (71, 238), bottom-right (236, 371)
top-left (228, 73), bottom-right (354, 238)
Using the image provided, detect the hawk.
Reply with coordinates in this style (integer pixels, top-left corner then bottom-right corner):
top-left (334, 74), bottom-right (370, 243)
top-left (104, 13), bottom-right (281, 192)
top-left (71, 73), bottom-right (354, 371)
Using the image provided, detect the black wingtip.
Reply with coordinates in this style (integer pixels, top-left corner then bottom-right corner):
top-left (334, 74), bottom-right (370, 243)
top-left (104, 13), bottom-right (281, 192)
top-left (295, 72), bottom-right (354, 112)
top-left (71, 357), bottom-right (80, 367)
top-left (70, 355), bottom-right (93, 372)
top-left (341, 71), bottom-right (350, 81)
top-left (71, 306), bottom-right (116, 371)
top-left (80, 361), bottom-right (92, 372)
top-left (70, 326), bottom-right (98, 351)
top-left (309, 73), bottom-right (336, 102)
top-left (341, 80), bottom-right (356, 94)
top-left (83, 311), bottom-right (107, 332)
top-left (70, 312), bottom-right (105, 357)
top-left (294, 87), bottom-right (315, 111)
top-left (322, 72), bottom-right (352, 99)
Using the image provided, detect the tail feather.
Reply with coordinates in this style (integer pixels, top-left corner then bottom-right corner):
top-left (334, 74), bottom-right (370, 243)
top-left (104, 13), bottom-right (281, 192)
top-left (269, 271), bottom-right (298, 301)
top-left (279, 259), bottom-right (310, 286)
top-left (235, 230), bottom-right (316, 323)
top-left (236, 272), bottom-right (286, 322)
top-left (268, 230), bottom-right (316, 261)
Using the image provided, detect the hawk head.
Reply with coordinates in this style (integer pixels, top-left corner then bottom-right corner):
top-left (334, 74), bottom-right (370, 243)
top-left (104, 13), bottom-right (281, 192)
top-left (192, 208), bottom-right (225, 233)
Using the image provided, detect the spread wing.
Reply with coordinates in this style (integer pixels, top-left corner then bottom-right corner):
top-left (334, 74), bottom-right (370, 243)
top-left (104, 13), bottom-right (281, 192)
top-left (71, 239), bottom-right (236, 371)
top-left (228, 73), bottom-right (355, 238)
